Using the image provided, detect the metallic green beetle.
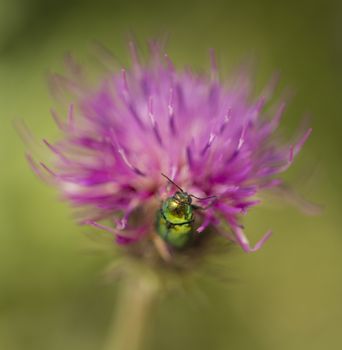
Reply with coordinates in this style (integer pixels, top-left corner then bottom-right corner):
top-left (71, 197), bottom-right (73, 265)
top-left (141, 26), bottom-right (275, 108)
top-left (156, 174), bottom-right (215, 248)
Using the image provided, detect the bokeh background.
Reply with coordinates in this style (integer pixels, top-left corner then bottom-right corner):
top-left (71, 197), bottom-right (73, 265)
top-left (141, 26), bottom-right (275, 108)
top-left (1, 0), bottom-right (341, 349)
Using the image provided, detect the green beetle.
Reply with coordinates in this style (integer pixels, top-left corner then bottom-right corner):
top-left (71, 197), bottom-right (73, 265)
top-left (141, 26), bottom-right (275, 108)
top-left (156, 174), bottom-right (215, 248)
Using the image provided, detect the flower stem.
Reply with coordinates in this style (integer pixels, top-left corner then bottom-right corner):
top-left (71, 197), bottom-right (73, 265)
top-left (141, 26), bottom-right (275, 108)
top-left (104, 270), bottom-right (159, 350)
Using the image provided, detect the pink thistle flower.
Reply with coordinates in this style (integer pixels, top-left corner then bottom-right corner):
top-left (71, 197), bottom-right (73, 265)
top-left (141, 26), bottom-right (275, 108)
top-left (27, 43), bottom-right (311, 254)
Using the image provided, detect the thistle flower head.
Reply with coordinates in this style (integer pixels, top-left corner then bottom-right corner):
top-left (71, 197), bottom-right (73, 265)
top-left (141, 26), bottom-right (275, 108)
top-left (27, 43), bottom-right (311, 257)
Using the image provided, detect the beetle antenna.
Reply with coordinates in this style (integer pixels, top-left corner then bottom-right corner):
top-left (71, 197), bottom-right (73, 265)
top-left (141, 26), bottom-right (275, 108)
top-left (161, 173), bottom-right (184, 192)
top-left (190, 194), bottom-right (217, 201)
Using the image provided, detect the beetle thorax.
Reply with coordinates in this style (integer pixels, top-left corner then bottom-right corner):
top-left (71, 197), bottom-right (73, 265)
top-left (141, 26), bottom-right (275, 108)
top-left (162, 192), bottom-right (193, 224)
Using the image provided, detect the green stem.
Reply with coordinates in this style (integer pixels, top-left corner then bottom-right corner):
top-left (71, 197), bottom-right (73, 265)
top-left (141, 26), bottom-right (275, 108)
top-left (104, 271), bottom-right (159, 350)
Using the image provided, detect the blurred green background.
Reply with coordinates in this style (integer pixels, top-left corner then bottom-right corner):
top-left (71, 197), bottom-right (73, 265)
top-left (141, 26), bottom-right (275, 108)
top-left (0, 0), bottom-right (341, 349)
